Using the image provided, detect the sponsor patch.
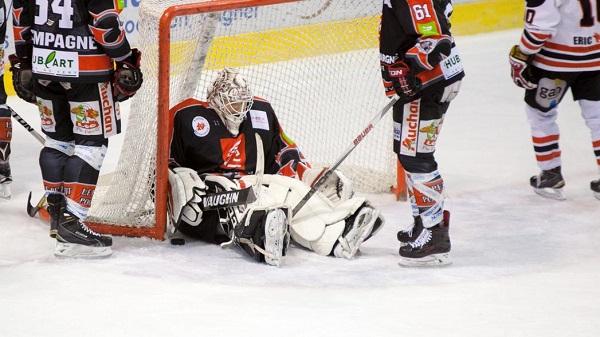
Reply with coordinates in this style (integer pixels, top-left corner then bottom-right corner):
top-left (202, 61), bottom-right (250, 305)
top-left (36, 98), bottom-right (57, 133)
top-left (32, 47), bottom-right (79, 78)
top-left (250, 110), bottom-right (269, 130)
top-left (99, 83), bottom-right (118, 137)
top-left (70, 101), bottom-right (102, 136)
top-left (400, 100), bottom-right (421, 157)
top-left (220, 134), bottom-right (246, 170)
top-left (441, 48), bottom-right (463, 80)
top-left (535, 78), bottom-right (566, 109)
top-left (417, 118), bottom-right (443, 153)
top-left (192, 116), bottom-right (210, 137)
top-left (393, 122), bottom-right (402, 141)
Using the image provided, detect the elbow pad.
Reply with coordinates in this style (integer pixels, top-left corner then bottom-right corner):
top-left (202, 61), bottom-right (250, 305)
top-left (405, 35), bottom-right (453, 72)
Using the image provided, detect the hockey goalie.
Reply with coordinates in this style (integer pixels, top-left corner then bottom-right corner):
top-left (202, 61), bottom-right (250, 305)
top-left (168, 68), bottom-right (384, 266)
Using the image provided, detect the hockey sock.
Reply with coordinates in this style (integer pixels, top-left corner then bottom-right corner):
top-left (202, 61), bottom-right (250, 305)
top-left (578, 100), bottom-right (600, 169)
top-left (63, 144), bottom-right (107, 219)
top-left (526, 105), bottom-right (562, 171)
top-left (406, 170), bottom-right (444, 228)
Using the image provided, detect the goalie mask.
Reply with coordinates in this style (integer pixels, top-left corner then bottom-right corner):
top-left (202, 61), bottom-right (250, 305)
top-left (207, 68), bottom-right (254, 135)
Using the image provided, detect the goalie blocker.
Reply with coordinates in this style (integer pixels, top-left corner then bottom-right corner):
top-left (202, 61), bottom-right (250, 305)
top-left (168, 167), bottom-right (384, 266)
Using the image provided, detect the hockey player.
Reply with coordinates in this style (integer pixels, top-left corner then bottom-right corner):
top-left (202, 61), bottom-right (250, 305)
top-left (509, 0), bottom-right (600, 201)
top-left (0, 1), bottom-right (12, 199)
top-left (9, 0), bottom-right (143, 256)
top-left (379, 0), bottom-right (464, 266)
top-left (168, 68), bottom-right (383, 266)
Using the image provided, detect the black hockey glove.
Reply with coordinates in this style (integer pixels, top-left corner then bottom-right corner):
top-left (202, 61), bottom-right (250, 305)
top-left (381, 60), bottom-right (421, 99)
top-left (509, 45), bottom-right (537, 90)
top-left (8, 55), bottom-right (36, 104)
top-left (113, 49), bottom-right (143, 102)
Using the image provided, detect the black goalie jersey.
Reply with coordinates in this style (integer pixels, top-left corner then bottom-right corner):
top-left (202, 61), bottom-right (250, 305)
top-left (169, 97), bottom-right (310, 178)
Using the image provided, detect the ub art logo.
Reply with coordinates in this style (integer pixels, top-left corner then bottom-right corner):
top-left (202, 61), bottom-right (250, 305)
top-left (71, 105), bottom-right (100, 130)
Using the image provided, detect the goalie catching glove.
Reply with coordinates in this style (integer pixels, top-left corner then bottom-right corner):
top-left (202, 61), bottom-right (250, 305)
top-left (113, 49), bottom-right (143, 102)
top-left (509, 45), bottom-right (537, 90)
top-left (301, 167), bottom-right (353, 205)
top-left (8, 55), bottom-right (36, 103)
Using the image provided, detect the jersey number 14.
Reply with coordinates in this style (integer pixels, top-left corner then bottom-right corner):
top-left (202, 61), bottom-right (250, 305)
top-left (34, 0), bottom-right (74, 29)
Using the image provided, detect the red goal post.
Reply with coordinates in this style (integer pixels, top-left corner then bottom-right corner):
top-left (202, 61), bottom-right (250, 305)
top-left (86, 0), bottom-right (407, 240)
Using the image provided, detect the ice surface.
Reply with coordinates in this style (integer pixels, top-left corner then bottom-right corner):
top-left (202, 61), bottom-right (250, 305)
top-left (1, 30), bottom-right (599, 337)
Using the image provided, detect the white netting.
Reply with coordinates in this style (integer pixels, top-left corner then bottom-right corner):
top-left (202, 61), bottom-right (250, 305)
top-left (87, 0), bottom-right (395, 229)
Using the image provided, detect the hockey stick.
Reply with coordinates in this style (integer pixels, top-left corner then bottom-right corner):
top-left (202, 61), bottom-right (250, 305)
top-left (9, 106), bottom-right (45, 144)
top-left (219, 134), bottom-right (265, 249)
top-left (8, 106), bottom-right (50, 217)
top-left (292, 96), bottom-right (400, 216)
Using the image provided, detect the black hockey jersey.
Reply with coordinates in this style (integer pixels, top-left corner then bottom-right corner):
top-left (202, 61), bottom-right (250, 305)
top-left (380, 0), bottom-right (464, 89)
top-left (13, 0), bottom-right (132, 82)
top-left (170, 97), bottom-right (310, 179)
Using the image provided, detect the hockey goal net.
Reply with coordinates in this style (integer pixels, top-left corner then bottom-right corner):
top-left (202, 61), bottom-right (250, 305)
top-left (86, 0), bottom-right (404, 240)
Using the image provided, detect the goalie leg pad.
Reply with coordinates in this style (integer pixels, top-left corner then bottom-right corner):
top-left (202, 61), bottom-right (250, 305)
top-left (333, 204), bottom-right (384, 259)
top-left (235, 206), bottom-right (290, 267)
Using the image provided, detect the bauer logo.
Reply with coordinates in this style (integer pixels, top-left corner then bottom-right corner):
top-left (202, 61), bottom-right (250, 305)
top-left (192, 116), bottom-right (210, 137)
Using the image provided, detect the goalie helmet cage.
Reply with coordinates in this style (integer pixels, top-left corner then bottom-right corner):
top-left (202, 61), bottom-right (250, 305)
top-left (86, 0), bottom-right (407, 240)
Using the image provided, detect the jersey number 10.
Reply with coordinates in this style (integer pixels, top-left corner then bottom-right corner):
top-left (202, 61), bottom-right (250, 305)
top-left (34, 0), bottom-right (74, 29)
top-left (578, 0), bottom-right (600, 27)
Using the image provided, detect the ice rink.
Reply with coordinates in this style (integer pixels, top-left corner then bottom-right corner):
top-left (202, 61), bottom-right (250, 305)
top-left (1, 29), bottom-right (599, 337)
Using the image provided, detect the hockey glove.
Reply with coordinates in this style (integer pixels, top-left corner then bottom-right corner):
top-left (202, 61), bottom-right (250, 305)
top-left (509, 45), bottom-right (537, 90)
top-left (8, 55), bottom-right (36, 104)
top-left (113, 49), bottom-right (143, 102)
top-left (381, 60), bottom-right (421, 99)
top-left (301, 167), bottom-right (354, 205)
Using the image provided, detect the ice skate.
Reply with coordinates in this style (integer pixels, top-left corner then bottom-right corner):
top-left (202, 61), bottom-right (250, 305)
top-left (530, 167), bottom-right (566, 200)
top-left (47, 193), bottom-right (65, 238)
top-left (55, 208), bottom-right (112, 258)
top-left (592, 179), bottom-right (600, 200)
top-left (333, 205), bottom-right (383, 259)
top-left (399, 211), bottom-right (451, 267)
top-left (0, 175), bottom-right (10, 199)
top-left (234, 208), bottom-right (290, 267)
top-left (0, 157), bottom-right (11, 200)
top-left (397, 215), bottom-right (424, 247)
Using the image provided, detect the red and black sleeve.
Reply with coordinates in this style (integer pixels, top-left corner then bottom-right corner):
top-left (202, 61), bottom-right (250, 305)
top-left (86, 0), bottom-right (132, 61)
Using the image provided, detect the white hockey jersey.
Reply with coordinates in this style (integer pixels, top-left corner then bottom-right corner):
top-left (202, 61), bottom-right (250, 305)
top-left (518, 0), bottom-right (600, 72)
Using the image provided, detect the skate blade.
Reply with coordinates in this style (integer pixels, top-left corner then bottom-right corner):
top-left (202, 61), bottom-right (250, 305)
top-left (54, 242), bottom-right (112, 258)
top-left (263, 210), bottom-right (288, 267)
top-left (0, 184), bottom-right (11, 200)
top-left (533, 187), bottom-right (566, 201)
top-left (398, 253), bottom-right (451, 267)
